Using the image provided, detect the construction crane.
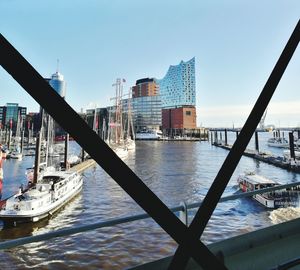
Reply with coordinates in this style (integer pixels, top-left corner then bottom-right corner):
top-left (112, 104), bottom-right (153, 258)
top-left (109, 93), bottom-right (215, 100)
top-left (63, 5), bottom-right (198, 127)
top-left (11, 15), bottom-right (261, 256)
top-left (259, 108), bottom-right (268, 130)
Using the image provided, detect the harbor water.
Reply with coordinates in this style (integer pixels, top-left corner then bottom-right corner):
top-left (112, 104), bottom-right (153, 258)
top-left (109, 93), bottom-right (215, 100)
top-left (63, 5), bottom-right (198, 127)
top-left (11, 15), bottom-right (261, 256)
top-left (0, 131), bottom-right (300, 269)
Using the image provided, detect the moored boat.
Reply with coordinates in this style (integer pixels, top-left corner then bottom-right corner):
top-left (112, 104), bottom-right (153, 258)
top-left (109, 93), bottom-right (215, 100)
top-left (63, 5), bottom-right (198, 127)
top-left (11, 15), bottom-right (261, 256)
top-left (9, 150), bottom-right (23, 160)
top-left (283, 149), bottom-right (300, 160)
top-left (135, 129), bottom-right (162, 140)
top-left (237, 172), bottom-right (300, 208)
top-left (267, 137), bottom-right (289, 148)
top-left (0, 170), bottom-right (83, 225)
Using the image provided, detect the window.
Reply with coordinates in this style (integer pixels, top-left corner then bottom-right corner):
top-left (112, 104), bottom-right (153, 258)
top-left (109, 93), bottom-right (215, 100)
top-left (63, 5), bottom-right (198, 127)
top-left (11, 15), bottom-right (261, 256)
top-left (186, 111), bottom-right (191, 116)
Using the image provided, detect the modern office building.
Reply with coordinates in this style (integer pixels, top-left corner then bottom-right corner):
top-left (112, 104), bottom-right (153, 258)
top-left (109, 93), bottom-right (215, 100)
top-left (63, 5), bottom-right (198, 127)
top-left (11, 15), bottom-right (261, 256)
top-left (0, 103), bottom-right (27, 132)
top-left (156, 57), bottom-right (197, 130)
top-left (157, 57), bottom-right (196, 108)
top-left (131, 78), bottom-right (162, 131)
top-left (132, 95), bottom-right (162, 131)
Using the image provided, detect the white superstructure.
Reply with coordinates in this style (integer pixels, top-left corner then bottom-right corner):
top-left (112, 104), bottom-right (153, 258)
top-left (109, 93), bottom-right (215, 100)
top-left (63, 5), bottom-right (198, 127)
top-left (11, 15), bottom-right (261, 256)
top-left (0, 170), bottom-right (82, 225)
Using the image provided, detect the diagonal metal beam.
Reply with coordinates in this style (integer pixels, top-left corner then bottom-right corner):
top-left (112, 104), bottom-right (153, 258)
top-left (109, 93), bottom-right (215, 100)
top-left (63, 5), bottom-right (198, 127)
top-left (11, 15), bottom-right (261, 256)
top-left (168, 19), bottom-right (300, 269)
top-left (0, 34), bottom-right (227, 269)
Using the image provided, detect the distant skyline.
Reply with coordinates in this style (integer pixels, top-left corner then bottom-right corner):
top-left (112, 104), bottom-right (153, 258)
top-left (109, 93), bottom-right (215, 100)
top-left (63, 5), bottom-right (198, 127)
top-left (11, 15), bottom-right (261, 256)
top-left (0, 1), bottom-right (299, 127)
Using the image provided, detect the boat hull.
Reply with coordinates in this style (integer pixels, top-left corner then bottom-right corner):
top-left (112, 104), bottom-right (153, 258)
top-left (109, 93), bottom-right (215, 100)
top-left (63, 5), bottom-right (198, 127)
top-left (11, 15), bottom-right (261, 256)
top-left (0, 181), bottom-right (82, 226)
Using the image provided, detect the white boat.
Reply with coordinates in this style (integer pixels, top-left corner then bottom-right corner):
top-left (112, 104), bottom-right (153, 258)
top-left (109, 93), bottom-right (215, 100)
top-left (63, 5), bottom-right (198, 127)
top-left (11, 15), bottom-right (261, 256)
top-left (66, 154), bottom-right (81, 166)
top-left (237, 172), bottom-right (300, 208)
top-left (267, 137), bottom-right (289, 148)
top-left (9, 150), bottom-right (22, 160)
top-left (135, 129), bottom-right (162, 140)
top-left (0, 170), bottom-right (83, 225)
top-left (283, 149), bottom-right (300, 160)
top-left (112, 145), bottom-right (129, 159)
top-left (125, 138), bottom-right (135, 150)
top-left (294, 139), bottom-right (300, 149)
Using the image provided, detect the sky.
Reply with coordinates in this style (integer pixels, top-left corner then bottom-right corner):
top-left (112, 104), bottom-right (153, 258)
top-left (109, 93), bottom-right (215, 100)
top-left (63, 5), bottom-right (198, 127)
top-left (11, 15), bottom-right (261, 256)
top-left (0, 0), bottom-right (299, 128)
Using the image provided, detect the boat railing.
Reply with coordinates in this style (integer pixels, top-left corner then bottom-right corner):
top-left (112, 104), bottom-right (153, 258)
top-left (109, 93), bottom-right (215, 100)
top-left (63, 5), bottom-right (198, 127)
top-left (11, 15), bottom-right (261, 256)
top-left (1, 180), bottom-right (300, 250)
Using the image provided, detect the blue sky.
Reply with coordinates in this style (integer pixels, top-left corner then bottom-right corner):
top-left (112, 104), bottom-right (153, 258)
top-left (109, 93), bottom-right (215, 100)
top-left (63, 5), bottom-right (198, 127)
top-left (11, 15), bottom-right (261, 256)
top-left (0, 0), bottom-right (299, 127)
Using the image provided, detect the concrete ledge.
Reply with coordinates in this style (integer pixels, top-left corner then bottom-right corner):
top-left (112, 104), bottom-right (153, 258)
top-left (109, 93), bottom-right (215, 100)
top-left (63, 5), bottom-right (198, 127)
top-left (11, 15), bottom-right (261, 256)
top-left (129, 218), bottom-right (300, 270)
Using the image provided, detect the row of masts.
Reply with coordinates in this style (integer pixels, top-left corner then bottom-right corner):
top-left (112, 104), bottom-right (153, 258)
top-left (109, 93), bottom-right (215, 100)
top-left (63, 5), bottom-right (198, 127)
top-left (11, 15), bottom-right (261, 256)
top-left (106, 79), bottom-right (135, 158)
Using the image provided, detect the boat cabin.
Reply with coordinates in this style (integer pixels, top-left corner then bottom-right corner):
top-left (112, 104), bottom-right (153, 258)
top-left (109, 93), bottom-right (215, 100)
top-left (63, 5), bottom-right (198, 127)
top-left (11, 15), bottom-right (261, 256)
top-left (238, 173), bottom-right (278, 192)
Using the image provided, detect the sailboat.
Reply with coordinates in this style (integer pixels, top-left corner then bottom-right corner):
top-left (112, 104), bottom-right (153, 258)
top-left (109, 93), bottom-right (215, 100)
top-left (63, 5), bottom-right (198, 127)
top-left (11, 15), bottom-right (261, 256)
top-left (107, 79), bottom-right (129, 159)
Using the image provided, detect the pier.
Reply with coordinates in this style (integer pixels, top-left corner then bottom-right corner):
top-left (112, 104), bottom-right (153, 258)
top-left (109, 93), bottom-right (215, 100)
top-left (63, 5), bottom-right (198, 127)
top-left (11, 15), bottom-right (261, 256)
top-left (214, 142), bottom-right (300, 172)
top-left (71, 158), bottom-right (96, 174)
top-left (209, 127), bottom-right (300, 173)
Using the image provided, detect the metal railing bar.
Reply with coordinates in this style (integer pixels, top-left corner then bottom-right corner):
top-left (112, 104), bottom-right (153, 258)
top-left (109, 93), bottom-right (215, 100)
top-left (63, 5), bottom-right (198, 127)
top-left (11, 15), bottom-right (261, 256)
top-left (1, 182), bottom-right (300, 250)
top-left (168, 19), bottom-right (300, 269)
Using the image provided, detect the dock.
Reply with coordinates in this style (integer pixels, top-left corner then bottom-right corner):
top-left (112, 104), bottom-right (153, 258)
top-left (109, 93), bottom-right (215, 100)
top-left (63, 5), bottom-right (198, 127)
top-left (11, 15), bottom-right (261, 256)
top-left (213, 142), bottom-right (300, 173)
top-left (70, 159), bottom-right (96, 174)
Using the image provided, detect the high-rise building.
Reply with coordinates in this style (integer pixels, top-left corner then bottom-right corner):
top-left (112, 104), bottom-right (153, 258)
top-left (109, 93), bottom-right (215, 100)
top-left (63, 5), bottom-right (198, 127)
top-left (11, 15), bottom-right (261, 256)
top-left (0, 103), bottom-right (27, 131)
top-left (36, 71), bottom-right (67, 136)
top-left (157, 57), bottom-right (196, 108)
top-left (156, 57), bottom-right (197, 130)
top-left (131, 78), bottom-right (162, 131)
top-left (49, 71), bottom-right (66, 98)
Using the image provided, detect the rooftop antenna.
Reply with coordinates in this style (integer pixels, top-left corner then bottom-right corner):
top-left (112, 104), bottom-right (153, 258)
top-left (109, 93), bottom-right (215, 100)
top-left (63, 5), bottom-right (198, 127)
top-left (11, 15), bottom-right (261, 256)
top-left (56, 59), bottom-right (59, 73)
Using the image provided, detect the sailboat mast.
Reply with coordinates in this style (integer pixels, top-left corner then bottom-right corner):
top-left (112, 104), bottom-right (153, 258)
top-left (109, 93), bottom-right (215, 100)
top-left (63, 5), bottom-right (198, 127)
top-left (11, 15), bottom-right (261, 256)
top-left (45, 114), bottom-right (51, 166)
top-left (119, 80), bottom-right (124, 143)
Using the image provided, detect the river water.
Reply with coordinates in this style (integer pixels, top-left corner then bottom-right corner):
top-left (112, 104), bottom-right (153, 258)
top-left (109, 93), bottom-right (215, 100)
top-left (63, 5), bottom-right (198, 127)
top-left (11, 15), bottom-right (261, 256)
top-left (0, 131), bottom-right (299, 269)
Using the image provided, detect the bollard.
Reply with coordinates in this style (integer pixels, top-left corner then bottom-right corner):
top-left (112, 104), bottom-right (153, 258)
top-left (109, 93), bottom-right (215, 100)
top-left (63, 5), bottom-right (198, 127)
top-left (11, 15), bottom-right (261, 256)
top-left (8, 129), bottom-right (12, 149)
top-left (21, 129), bottom-right (24, 153)
top-left (81, 147), bottom-right (85, 162)
top-left (289, 132), bottom-right (295, 160)
top-left (255, 131), bottom-right (259, 153)
top-left (64, 133), bottom-right (69, 170)
top-left (179, 201), bottom-right (188, 226)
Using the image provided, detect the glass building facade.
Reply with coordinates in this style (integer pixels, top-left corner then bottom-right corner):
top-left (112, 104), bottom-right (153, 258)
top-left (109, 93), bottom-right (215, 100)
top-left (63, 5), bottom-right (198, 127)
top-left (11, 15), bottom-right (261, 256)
top-left (0, 103), bottom-right (27, 131)
top-left (156, 57), bottom-right (196, 109)
top-left (132, 95), bottom-right (162, 131)
top-left (49, 71), bottom-right (66, 98)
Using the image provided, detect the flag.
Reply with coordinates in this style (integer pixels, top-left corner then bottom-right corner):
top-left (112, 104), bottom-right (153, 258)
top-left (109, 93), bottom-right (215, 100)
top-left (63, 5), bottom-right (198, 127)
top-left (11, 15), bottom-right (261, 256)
top-left (95, 116), bottom-right (99, 129)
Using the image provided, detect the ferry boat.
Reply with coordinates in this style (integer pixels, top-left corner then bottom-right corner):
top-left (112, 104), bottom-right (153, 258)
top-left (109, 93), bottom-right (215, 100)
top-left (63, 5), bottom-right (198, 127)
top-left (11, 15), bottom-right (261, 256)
top-left (237, 172), bottom-right (300, 208)
top-left (267, 137), bottom-right (289, 148)
top-left (135, 129), bottom-right (162, 140)
top-left (0, 170), bottom-right (83, 225)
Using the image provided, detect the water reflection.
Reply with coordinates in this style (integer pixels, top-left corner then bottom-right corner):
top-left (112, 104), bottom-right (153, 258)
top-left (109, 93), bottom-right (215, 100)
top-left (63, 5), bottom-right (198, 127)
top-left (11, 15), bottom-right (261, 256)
top-left (0, 134), bottom-right (299, 269)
